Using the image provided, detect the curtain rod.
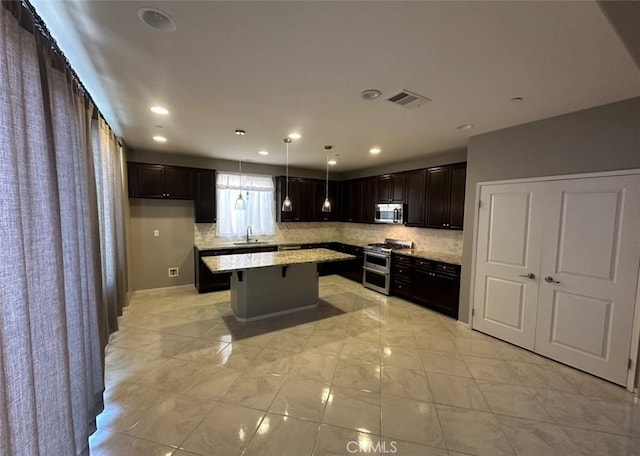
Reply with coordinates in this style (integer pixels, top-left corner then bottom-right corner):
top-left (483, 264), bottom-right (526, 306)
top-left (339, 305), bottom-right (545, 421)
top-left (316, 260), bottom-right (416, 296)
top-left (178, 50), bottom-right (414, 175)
top-left (16, 0), bottom-right (121, 146)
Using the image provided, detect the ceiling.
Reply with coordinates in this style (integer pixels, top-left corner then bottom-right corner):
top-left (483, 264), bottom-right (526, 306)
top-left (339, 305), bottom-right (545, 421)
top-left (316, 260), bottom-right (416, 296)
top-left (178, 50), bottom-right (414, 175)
top-left (30, 1), bottom-right (640, 172)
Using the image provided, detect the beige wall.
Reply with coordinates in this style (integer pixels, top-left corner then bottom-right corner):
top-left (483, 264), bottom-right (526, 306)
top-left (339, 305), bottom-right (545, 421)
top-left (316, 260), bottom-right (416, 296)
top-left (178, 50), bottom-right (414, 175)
top-left (460, 97), bottom-right (640, 324)
top-left (129, 199), bottom-right (195, 290)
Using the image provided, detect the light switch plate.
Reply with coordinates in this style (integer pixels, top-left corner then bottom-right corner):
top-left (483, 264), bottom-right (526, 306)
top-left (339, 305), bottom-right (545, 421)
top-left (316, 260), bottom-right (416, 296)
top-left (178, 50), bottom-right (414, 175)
top-left (153, 230), bottom-right (159, 237)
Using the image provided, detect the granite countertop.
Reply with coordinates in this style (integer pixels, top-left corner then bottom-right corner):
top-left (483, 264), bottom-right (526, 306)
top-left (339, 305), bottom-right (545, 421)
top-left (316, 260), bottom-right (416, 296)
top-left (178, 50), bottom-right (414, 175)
top-left (196, 240), bottom-right (368, 250)
top-left (395, 249), bottom-right (462, 265)
top-left (196, 242), bottom-right (279, 251)
top-left (201, 248), bottom-right (356, 273)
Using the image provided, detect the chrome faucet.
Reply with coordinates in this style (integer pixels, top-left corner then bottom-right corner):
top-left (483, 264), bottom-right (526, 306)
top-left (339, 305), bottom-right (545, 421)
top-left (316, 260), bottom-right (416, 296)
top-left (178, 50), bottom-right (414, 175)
top-left (246, 225), bottom-right (253, 243)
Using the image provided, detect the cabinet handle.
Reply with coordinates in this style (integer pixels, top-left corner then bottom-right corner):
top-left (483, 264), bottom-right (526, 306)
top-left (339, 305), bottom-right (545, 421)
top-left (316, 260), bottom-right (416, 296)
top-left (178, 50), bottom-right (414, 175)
top-left (545, 276), bottom-right (560, 284)
top-left (519, 273), bottom-right (536, 279)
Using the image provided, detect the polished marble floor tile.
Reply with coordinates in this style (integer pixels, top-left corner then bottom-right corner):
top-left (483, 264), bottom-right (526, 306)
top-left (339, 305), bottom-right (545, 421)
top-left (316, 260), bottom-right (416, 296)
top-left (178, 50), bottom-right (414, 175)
top-left (475, 381), bottom-right (552, 422)
top-left (436, 405), bottom-right (515, 456)
top-left (312, 424), bottom-right (381, 456)
top-left (243, 413), bottom-right (320, 456)
top-left (428, 373), bottom-right (491, 412)
top-left (93, 275), bottom-right (636, 456)
top-left (497, 415), bottom-right (582, 456)
top-left (381, 365), bottom-right (432, 402)
top-left (322, 386), bottom-right (381, 434)
top-left (462, 355), bottom-right (522, 385)
top-left (269, 377), bottom-right (330, 422)
top-left (179, 402), bottom-right (264, 455)
top-left (332, 358), bottom-right (381, 392)
top-left (381, 394), bottom-right (445, 447)
top-left (126, 392), bottom-right (214, 448)
top-left (220, 370), bottom-right (286, 411)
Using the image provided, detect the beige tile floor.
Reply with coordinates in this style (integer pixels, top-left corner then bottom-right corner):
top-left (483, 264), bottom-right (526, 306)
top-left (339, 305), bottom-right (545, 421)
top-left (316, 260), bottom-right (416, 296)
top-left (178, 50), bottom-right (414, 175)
top-left (90, 275), bottom-right (640, 456)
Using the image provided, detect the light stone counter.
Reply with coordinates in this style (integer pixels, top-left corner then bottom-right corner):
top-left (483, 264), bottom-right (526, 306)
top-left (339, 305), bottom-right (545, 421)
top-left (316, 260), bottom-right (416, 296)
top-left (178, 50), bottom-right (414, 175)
top-left (396, 249), bottom-right (462, 266)
top-left (202, 248), bottom-right (354, 273)
top-left (202, 248), bottom-right (355, 322)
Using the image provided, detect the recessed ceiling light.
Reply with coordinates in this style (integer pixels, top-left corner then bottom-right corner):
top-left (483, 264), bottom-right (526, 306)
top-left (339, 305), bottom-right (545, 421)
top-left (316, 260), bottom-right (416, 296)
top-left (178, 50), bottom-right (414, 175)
top-left (360, 89), bottom-right (382, 100)
top-left (370, 147), bottom-right (381, 155)
top-left (510, 97), bottom-right (524, 102)
top-left (456, 124), bottom-right (474, 130)
top-left (288, 133), bottom-right (301, 140)
top-left (328, 159), bottom-right (337, 166)
top-left (150, 106), bottom-right (169, 115)
top-left (258, 150), bottom-right (269, 156)
top-left (137, 8), bottom-right (177, 32)
top-left (153, 135), bottom-right (167, 143)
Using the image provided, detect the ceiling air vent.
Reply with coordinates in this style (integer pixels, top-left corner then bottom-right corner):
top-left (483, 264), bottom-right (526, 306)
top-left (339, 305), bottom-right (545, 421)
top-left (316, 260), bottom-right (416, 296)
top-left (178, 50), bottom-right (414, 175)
top-left (387, 90), bottom-right (431, 109)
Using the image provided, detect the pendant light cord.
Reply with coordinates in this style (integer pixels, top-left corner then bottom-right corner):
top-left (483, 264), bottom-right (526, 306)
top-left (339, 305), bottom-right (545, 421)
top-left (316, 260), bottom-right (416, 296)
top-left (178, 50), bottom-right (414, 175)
top-left (285, 139), bottom-right (290, 198)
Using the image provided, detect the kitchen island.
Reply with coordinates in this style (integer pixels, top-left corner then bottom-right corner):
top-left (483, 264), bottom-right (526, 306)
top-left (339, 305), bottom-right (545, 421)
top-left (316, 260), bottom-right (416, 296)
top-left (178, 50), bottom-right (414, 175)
top-left (202, 248), bottom-right (355, 321)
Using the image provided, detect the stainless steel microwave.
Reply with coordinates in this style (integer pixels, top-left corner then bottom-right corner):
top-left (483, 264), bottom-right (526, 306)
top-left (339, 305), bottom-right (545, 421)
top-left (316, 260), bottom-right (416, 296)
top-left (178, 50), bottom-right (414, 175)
top-left (374, 203), bottom-right (405, 224)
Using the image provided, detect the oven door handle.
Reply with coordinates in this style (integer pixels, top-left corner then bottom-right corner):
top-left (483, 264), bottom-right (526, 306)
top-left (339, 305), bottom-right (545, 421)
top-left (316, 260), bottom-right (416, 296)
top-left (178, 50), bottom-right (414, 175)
top-left (364, 251), bottom-right (389, 260)
top-left (363, 266), bottom-right (389, 274)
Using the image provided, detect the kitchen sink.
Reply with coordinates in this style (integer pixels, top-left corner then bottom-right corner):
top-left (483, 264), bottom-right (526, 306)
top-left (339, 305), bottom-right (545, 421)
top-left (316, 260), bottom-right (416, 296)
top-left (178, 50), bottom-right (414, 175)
top-left (232, 241), bottom-right (270, 246)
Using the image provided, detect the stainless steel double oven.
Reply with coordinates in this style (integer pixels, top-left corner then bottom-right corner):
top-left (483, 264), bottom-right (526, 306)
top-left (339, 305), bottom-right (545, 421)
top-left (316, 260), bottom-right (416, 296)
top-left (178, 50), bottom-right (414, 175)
top-left (362, 239), bottom-right (412, 295)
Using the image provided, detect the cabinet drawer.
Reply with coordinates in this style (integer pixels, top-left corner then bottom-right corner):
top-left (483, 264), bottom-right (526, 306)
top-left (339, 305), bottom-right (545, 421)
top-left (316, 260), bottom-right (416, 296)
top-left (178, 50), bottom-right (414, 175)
top-left (393, 255), bottom-right (412, 267)
top-left (435, 262), bottom-right (460, 275)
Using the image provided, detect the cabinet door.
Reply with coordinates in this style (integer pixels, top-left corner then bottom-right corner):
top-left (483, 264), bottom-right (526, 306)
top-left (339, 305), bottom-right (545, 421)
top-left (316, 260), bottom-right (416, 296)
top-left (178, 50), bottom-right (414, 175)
top-left (362, 178), bottom-right (377, 223)
top-left (164, 166), bottom-right (194, 199)
top-left (425, 167), bottom-right (450, 228)
top-left (449, 164), bottom-right (466, 229)
top-left (346, 180), bottom-right (363, 222)
top-left (377, 176), bottom-right (391, 202)
top-left (297, 179), bottom-right (316, 221)
top-left (194, 170), bottom-right (216, 223)
top-left (132, 163), bottom-right (165, 198)
top-left (390, 174), bottom-right (405, 202)
top-left (404, 170), bottom-right (426, 226)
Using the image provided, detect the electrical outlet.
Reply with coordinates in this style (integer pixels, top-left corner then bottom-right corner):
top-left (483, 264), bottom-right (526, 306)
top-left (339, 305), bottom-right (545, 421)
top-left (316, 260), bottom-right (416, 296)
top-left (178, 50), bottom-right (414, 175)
top-left (153, 230), bottom-right (160, 237)
top-left (168, 267), bottom-right (179, 277)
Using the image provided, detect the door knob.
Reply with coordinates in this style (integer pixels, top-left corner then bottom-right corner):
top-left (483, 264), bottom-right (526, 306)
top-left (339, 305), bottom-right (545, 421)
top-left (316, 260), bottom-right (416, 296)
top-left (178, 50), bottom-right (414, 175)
top-left (544, 276), bottom-right (560, 284)
top-left (519, 273), bottom-right (536, 279)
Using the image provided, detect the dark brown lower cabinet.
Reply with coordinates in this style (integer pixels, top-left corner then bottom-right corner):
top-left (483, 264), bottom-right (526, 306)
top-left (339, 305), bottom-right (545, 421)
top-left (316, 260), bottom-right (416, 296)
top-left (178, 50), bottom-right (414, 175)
top-left (194, 245), bottom-right (278, 293)
top-left (392, 253), bottom-right (460, 318)
top-left (328, 243), bottom-right (363, 283)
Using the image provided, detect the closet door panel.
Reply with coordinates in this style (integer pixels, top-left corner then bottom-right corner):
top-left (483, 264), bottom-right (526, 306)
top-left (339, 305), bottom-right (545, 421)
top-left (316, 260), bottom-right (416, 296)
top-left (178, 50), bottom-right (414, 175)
top-left (535, 175), bottom-right (640, 385)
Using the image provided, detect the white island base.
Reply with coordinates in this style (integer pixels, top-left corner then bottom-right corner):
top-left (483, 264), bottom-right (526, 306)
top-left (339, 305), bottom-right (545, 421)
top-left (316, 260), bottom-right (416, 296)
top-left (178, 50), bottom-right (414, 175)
top-left (230, 263), bottom-right (319, 322)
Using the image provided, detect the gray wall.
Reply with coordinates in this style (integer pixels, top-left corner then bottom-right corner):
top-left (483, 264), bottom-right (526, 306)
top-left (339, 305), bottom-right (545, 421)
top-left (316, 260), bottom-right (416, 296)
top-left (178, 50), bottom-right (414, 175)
top-left (340, 148), bottom-right (467, 180)
top-left (129, 198), bottom-right (195, 290)
top-left (460, 97), bottom-right (640, 323)
top-left (127, 148), bottom-right (327, 180)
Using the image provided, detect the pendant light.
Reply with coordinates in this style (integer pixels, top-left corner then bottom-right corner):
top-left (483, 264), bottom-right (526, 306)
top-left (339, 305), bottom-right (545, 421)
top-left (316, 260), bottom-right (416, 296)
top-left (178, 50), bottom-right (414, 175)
top-left (321, 145), bottom-right (332, 212)
top-left (281, 138), bottom-right (293, 212)
top-left (234, 129), bottom-right (246, 211)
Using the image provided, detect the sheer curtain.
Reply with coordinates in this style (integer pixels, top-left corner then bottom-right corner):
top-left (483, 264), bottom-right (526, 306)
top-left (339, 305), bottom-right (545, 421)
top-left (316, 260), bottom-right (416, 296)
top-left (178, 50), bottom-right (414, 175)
top-left (216, 172), bottom-right (276, 236)
top-left (0, 3), bottom-right (126, 455)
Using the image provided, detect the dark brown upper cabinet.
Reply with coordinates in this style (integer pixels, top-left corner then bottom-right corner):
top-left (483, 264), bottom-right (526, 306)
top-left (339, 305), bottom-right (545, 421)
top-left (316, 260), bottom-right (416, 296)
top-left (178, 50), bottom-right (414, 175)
top-left (276, 176), bottom-right (335, 222)
top-left (425, 163), bottom-right (466, 229)
top-left (362, 177), bottom-right (377, 223)
top-left (377, 174), bottom-right (405, 203)
top-left (128, 162), bottom-right (194, 200)
top-left (403, 169), bottom-right (426, 227)
top-left (194, 169), bottom-right (216, 223)
top-left (343, 180), bottom-right (363, 223)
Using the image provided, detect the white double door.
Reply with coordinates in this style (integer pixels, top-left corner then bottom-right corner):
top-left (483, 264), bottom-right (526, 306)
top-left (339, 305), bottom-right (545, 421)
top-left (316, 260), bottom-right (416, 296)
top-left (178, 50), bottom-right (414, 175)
top-left (473, 173), bottom-right (640, 385)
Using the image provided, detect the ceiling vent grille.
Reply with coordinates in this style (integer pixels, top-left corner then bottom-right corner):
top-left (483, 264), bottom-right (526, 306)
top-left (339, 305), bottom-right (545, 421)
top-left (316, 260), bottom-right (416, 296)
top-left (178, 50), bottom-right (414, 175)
top-left (387, 90), bottom-right (431, 109)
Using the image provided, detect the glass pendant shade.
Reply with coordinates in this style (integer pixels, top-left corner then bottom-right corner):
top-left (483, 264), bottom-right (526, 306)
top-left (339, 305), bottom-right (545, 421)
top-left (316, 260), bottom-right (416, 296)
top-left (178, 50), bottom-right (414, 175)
top-left (282, 138), bottom-right (293, 212)
top-left (282, 196), bottom-right (292, 212)
top-left (235, 192), bottom-right (246, 210)
top-left (321, 145), bottom-right (332, 213)
top-left (235, 129), bottom-right (246, 211)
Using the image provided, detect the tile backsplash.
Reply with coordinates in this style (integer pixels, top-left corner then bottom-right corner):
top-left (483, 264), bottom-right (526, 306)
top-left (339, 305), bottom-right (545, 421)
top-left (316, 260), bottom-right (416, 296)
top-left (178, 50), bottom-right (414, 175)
top-left (195, 222), bottom-right (462, 256)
